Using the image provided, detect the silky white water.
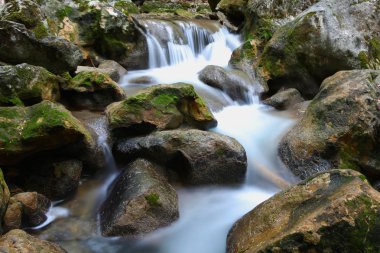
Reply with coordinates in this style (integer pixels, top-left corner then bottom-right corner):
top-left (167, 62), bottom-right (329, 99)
top-left (36, 18), bottom-right (297, 253)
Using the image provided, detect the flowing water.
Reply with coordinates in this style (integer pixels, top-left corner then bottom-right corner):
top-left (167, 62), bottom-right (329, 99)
top-left (36, 18), bottom-right (298, 253)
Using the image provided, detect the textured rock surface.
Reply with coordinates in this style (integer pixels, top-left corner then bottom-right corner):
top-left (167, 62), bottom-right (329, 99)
top-left (227, 170), bottom-right (380, 253)
top-left (263, 88), bottom-right (304, 110)
top-left (279, 70), bottom-right (380, 180)
top-left (114, 129), bottom-right (247, 185)
top-left (0, 169), bottom-right (10, 233)
top-left (100, 159), bottom-right (178, 237)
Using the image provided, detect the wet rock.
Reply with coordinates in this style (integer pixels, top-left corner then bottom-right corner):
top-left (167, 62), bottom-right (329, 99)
top-left (0, 169), bottom-right (10, 233)
top-left (199, 65), bottom-right (260, 102)
top-left (263, 88), bottom-right (304, 110)
top-left (12, 192), bottom-right (51, 227)
top-left (0, 21), bottom-right (83, 74)
top-left (114, 129), bottom-right (247, 185)
top-left (98, 60), bottom-right (128, 82)
top-left (100, 159), bottom-right (179, 237)
top-left (0, 229), bottom-right (66, 253)
top-left (3, 198), bottom-right (22, 231)
top-left (0, 63), bottom-right (61, 106)
top-left (128, 76), bottom-right (157, 84)
top-left (279, 70), bottom-right (380, 180)
top-left (0, 100), bottom-right (94, 166)
top-left (106, 83), bottom-right (217, 136)
top-left (258, 0), bottom-right (380, 98)
top-left (61, 71), bottom-right (126, 110)
top-left (227, 169), bottom-right (380, 253)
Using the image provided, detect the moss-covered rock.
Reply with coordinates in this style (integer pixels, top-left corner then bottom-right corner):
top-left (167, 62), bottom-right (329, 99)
top-left (0, 20), bottom-right (83, 74)
top-left (216, 0), bottom-right (247, 27)
top-left (0, 168), bottom-right (10, 234)
top-left (114, 129), bottom-right (247, 185)
top-left (0, 64), bottom-right (61, 106)
top-left (0, 229), bottom-right (66, 253)
top-left (0, 101), bottom-right (93, 166)
top-left (227, 170), bottom-right (380, 253)
top-left (0, 0), bottom-right (45, 29)
top-left (257, 0), bottom-right (380, 98)
top-left (61, 70), bottom-right (126, 110)
top-left (100, 159), bottom-right (179, 237)
top-left (106, 83), bottom-right (217, 136)
top-left (279, 70), bottom-right (380, 180)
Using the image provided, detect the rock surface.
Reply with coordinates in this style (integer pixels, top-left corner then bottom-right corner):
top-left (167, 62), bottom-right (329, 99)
top-left (258, 0), bottom-right (380, 98)
top-left (61, 71), bottom-right (126, 110)
top-left (114, 129), bottom-right (247, 185)
top-left (263, 88), bottom-right (304, 110)
top-left (106, 83), bottom-right (217, 136)
top-left (0, 20), bottom-right (83, 74)
top-left (0, 169), bottom-right (10, 233)
top-left (279, 70), bottom-right (380, 180)
top-left (0, 63), bottom-right (61, 106)
top-left (227, 169), bottom-right (380, 253)
top-left (100, 159), bottom-right (178, 237)
top-left (0, 229), bottom-right (66, 253)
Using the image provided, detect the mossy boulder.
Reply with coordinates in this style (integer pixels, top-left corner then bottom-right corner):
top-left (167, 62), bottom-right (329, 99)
top-left (100, 159), bottom-right (179, 237)
top-left (0, 169), bottom-right (10, 233)
top-left (0, 229), bottom-right (66, 253)
top-left (0, 0), bottom-right (45, 29)
top-left (61, 70), bottom-right (126, 110)
top-left (263, 88), bottom-right (304, 110)
top-left (0, 20), bottom-right (83, 74)
top-left (227, 170), bottom-right (380, 253)
top-left (106, 83), bottom-right (217, 136)
top-left (279, 70), bottom-right (380, 180)
top-left (0, 64), bottom-right (60, 106)
top-left (258, 0), bottom-right (380, 98)
top-left (0, 100), bottom-right (94, 166)
top-left (114, 129), bottom-right (247, 185)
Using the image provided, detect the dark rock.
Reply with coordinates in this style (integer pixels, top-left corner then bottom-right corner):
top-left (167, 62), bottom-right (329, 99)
top-left (216, 0), bottom-right (246, 27)
top-left (227, 169), bottom-right (380, 253)
top-left (279, 70), bottom-right (380, 180)
top-left (114, 129), bottom-right (247, 185)
top-left (263, 88), bottom-right (304, 110)
top-left (13, 192), bottom-right (51, 227)
top-left (100, 159), bottom-right (179, 237)
top-left (0, 21), bottom-right (83, 74)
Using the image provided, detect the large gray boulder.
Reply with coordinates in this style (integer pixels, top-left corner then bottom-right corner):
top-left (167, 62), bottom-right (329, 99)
top-left (227, 170), bottom-right (380, 253)
top-left (0, 21), bottom-right (83, 74)
top-left (100, 159), bottom-right (178, 237)
top-left (258, 0), bottom-right (380, 98)
top-left (279, 70), bottom-right (380, 180)
top-left (114, 129), bottom-right (247, 185)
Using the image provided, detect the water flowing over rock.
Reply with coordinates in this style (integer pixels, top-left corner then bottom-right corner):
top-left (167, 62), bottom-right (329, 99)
top-left (279, 70), bottom-right (380, 180)
top-left (258, 0), bottom-right (380, 98)
top-left (0, 63), bottom-right (61, 106)
top-left (227, 170), bottom-right (380, 253)
top-left (60, 71), bottom-right (126, 110)
top-left (100, 159), bottom-right (179, 237)
top-left (0, 229), bottom-right (66, 253)
top-left (106, 83), bottom-right (217, 136)
top-left (114, 129), bottom-right (247, 185)
top-left (263, 88), bottom-right (304, 110)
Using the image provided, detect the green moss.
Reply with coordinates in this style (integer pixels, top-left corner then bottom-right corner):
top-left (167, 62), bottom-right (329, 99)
top-left (55, 6), bottom-right (74, 21)
top-left (31, 22), bottom-right (49, 39)
top-left (140, 1), bottom-right (191, 14)
top-left (113, 1), bottom-right (139, 15)
top-left (145, 192), bottom-right (160, 206)
top-left (359, 38), bottom-right (380, 69)
top-left (151, 94), bottom-right (179, 107)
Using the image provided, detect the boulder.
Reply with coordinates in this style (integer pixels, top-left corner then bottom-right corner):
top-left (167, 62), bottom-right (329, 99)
top-left (258, 0), bottom-right (380, 98)
top-left (198, 65), bottom-right (261, 102)
top-left (0, 63), bottom-right (61, 106)
top-left (100, 159), bottom-right (179, 237)
top-left (98, 60), bottom-right (128, 81)
top-left (114, 129), bottom-right (247, 185)
top-left (0, 229), bottom-right (66, 253)
top-left (279, 70), bottom-right (380, 180)
top-left (106, 83), bottom-right (217, 136)
top-left (3, 198), bottom-right (22, 231)
top-left (0, 169), bottom-right (10, 233)
top-left (61, 71), bottom-right (126, 110)
top-left (227, 170), bottom-right (380, 253)
top-left (263, 88), bottom-right (304, 110)
top-left (0, 21), bottom-right (83, 74)
top-left (12, 192), bottom-right (51, 227)
top-left (0, 100), bottom-right (94, 166)
top-left (0, 0), bottom-right (45, 29)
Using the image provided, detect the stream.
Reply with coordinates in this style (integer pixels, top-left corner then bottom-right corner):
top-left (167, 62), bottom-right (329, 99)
top-left (35, 18), bottom-right (298, 253)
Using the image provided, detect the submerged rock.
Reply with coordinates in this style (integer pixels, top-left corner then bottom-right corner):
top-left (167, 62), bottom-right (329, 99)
top-left (227, 170), bottom-right (380, 253)
top-left (0, 21), bottom-right (83, 74)
top-left (0, 101), bottom-right (94, 166)
top-left (263, 88), bottom-right (304, 110)
top-left (101, 159), bottom-right (178, 237)
top-left (114, 129), bottom-right (247, 185)
top-left (258, 0), bottom-right (380, 98)
top-left (0, 63), bottom-right (61, 106)
top-left (106, 83), bottom-right (217, 136)
top-left (61, 71), bottom-right (126, 110)
top-left (0, 229), bottom-right (66, 253)
top-left (279, 70), bottom-right (380, 180)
